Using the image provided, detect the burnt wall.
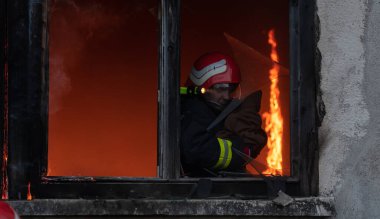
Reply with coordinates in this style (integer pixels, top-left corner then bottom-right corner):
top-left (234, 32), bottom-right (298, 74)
top-left (318, 0), bottom-right (380, 218)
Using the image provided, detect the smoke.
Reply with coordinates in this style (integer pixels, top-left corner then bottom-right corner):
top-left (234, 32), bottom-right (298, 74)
top-left (48, 0), bottom-right (159, 177)
top-left (48, 0), bottom-right (132, 114)
top-left (49, 57), bottom-right (71, 114)
top-left (224, 32), bottom-right (289, 98)
top-left (50, 0), bottom-right (128, 41)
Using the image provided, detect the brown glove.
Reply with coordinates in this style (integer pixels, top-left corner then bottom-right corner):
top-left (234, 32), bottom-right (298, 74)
top-left (217, 90), bottom-right (267, 157)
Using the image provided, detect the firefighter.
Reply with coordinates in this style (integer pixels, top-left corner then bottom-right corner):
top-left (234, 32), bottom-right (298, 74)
top-left (181, 52), bottom-right (266, 177)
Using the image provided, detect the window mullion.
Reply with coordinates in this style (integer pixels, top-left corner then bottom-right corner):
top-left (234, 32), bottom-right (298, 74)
top-left (158, 0), bottom-right (181, 179)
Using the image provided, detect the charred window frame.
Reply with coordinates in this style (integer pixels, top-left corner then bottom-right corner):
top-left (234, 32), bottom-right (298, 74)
top-left (0, 0), bottom-right (6, 200)
top-left (2, 0), bottom-right (318, 200)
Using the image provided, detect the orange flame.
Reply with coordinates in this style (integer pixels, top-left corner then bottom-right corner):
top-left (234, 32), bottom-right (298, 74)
top-left (1, 134), bottom-right (8, 200)
top-left (262, 29), bottom-right (283, 175)
top-left (2, 61), bottom-right (8, 200)
top-left (27, 182), bottom-right (32, 200)
top-left (2, 19), bottom-right (9, 200)
top-left (1, 149), bottom-right (7, 200)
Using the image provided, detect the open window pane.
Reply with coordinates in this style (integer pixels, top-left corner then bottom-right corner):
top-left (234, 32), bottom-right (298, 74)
top-left (181, 0), bottom-right (290, 176)
top-left (48, 0), bottom-right (158, 177)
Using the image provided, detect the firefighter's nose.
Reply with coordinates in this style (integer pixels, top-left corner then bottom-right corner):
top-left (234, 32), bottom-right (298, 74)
top-left (222, 91), bottom-right (231, 100)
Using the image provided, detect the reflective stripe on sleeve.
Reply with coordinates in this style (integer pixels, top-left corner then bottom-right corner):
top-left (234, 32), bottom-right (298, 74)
top-left (213, 138), bottom-right (233, 169)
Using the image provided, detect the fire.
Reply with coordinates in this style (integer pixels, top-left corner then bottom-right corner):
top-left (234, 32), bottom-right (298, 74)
top-left (27, 182), bottom-right (32, 200)
top-left (1, 110), bottom-right (8, 200)
top-left (262, 29), bottom-right (283, 175)
top-left (1, 142), bottom-right (8, 200)
top-left (2, 18), bottom-right (9, 199)
top-left (1, 141), bottom-right (8, 200)
top-left (2, 63), bottom-right (8, 200)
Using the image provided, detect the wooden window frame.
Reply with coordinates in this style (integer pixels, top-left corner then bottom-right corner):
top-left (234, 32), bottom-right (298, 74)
top-left (0, 0), bottom-right (318, 200)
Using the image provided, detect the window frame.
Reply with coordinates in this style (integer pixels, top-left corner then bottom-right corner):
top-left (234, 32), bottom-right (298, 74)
top-left (0, 0), bottom-right (6, 200)
top-left (2, 0), bottom-right (318, 200)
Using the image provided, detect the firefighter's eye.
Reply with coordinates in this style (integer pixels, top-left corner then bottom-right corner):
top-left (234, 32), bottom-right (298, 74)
top-left (213, 87), bottom-right (229, 93)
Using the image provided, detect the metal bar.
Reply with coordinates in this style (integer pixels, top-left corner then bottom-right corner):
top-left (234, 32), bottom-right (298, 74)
top-left (158, 0), bottom-right (181, 179)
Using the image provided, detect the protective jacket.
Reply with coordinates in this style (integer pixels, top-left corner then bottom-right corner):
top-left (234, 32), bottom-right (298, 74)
top-left (180, 96), bottom-right (247, 176)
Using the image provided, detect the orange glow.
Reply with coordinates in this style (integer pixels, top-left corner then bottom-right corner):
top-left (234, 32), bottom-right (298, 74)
top-left (27, 182), bottom-right (32, 201)
top-left (1, 147), bottom-right (7, 200)
top-left (48, 0), bottom-right (158, 177)
top-left (2, 61), bottom-right (8, 200)
top-left (262, 29), bottom-right (283, 175)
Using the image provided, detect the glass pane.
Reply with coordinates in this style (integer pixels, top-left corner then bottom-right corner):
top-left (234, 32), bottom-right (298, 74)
top-left (181, 0), bottom-right (290, 176)
top-left (48, 0), bottom-right (158, 177)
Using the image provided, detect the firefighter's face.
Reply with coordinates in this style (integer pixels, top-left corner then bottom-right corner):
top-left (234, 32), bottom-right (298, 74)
top-left (204, 83), bottom-right (237, 110)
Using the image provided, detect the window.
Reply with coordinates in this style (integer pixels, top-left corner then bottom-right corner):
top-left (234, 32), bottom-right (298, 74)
top-left (48, 0), bottom-right (158, 177)
top-left (181, 0), bottom-right (291, 177)
top-left (1, 0), bottom-right (318, 200)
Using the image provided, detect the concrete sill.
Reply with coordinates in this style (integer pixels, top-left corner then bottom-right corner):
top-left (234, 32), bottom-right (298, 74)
top-left (7, 197), bottom-right (335, 217)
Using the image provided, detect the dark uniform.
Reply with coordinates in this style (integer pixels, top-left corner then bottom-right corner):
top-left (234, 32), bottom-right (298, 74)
top-left (180, 96), bottom-right (247, 176)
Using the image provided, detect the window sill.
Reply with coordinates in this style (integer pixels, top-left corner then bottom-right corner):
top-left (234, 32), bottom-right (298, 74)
top-left (7, 197), bottom-right (334, 217)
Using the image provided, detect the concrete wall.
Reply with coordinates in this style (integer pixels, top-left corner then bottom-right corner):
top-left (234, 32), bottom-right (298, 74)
top-left (317, 0), bottom-right (380, 218)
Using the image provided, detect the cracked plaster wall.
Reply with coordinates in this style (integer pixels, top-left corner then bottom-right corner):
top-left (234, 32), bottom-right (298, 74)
top-left (318, 0), bottom-right (380, 218)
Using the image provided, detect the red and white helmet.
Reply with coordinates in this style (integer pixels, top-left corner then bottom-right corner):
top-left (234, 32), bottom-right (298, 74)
top-left (0, 202), bottom-right (20, 219)
top-left (187, 52), bottom-right (241, 89)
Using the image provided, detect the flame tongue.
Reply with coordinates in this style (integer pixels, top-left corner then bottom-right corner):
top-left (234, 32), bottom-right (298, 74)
top-left (263, 29), bottom-right (283, 175)
top-left (2, 62), bottom-right (8, 200)
top-left (27, 182), bottom-right (32, 200)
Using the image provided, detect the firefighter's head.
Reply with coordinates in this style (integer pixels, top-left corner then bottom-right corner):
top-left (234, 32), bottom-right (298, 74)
top-left (187, 52), bottom-right (241, 110)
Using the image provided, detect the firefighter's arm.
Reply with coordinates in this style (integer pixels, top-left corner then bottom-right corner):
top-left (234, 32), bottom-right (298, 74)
top-left (181, 116), bottom-right (246, 171)
top-left (214, 136), bottom-right (249, 171)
